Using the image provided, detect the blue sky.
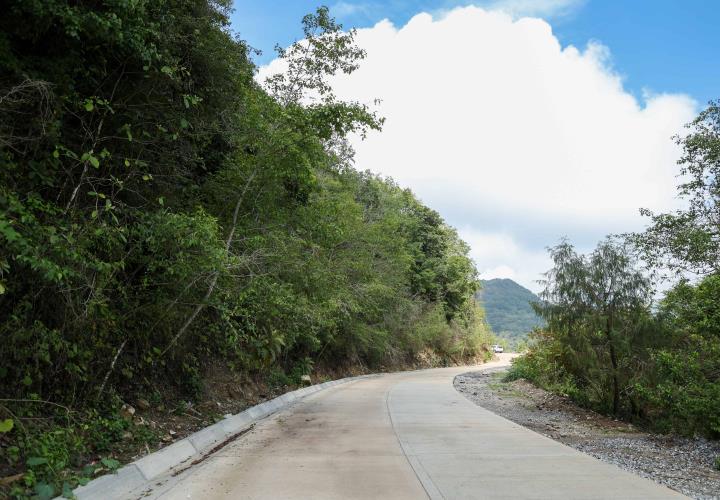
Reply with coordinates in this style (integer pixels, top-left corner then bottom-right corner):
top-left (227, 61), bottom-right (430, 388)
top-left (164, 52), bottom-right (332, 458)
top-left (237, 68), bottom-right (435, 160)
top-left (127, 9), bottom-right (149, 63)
top-left (231, 0), bottom-right (718, 105)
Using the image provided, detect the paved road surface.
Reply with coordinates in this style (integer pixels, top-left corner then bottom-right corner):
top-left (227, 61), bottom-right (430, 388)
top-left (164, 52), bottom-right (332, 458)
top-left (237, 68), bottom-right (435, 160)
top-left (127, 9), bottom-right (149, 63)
top-left (141, 355), bottom-right (685, 499)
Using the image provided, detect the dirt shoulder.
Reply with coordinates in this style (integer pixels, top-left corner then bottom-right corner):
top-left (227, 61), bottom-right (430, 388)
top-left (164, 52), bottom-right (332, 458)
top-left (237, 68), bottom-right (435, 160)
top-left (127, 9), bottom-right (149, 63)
top-left (454, 367), bottom-right (720, 500)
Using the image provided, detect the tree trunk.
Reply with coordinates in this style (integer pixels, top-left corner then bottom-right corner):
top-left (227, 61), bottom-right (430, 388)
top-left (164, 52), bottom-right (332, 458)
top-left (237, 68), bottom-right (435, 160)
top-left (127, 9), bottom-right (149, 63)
top-left (606, 313), bottom-right (620, 415)
top-left (608, 342), bottom-right (620, 415)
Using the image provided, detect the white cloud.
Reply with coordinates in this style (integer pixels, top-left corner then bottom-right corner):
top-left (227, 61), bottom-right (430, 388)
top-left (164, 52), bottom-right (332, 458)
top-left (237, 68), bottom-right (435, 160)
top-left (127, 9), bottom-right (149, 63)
top-left (260, 6), bottom-right (696, 291)
top-left (330, 1), bottom-right (371, 18)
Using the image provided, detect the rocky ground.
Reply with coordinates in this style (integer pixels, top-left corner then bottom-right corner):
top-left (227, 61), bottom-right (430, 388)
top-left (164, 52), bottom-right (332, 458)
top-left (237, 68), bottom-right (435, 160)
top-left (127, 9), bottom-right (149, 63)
top-left (454, 367), bottom-right (720, 500)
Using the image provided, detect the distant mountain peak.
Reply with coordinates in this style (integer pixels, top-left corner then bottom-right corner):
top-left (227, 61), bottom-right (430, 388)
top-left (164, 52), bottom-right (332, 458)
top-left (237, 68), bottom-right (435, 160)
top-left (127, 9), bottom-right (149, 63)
top-left (477, 278), bottom-right (544, 347)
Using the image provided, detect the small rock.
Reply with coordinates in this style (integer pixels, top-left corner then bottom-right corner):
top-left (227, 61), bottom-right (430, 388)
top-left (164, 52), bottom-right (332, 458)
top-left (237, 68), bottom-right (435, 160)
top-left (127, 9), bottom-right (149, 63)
top-left (133, 416), bottom-right (146, 426)
top-left (168, 429), bottom-right (177, 436)
top-left (161, 434), bottom-right (173, 442)
top-left (300, 375), bottom-right (312, 385)
top-left (120, 403), bottom-right (136, 420)
top-left (136, 398), bottom-right (151, 411)
top-left (121, 431), bottom-right (133, 440)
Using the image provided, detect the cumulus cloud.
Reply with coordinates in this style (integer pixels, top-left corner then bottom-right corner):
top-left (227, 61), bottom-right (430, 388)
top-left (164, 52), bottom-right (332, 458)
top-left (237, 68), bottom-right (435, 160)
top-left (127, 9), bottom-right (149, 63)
top-left (260, 6), bottom-right (696, 291)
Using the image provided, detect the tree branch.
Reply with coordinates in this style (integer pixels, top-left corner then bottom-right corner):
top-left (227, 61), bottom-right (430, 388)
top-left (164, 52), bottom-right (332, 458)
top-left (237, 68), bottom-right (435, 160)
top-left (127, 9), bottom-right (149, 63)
top-left (161, 169), bottom-right (258, 355)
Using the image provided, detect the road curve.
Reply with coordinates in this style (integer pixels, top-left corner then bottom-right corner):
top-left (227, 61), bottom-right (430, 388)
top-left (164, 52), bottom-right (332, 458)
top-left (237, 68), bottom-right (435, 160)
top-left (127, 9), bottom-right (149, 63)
top-left (140, 355), bottom-right (685, 499)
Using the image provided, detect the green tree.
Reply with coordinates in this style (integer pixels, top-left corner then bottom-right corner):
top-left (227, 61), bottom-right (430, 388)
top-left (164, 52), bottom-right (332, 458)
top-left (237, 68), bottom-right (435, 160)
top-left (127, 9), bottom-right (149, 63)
top-left (627, 102), bottom-right (720, 437)
top-left (631, 102), bottom-right (720, 276)
top-left (534, 239), bottom-right (653, 415)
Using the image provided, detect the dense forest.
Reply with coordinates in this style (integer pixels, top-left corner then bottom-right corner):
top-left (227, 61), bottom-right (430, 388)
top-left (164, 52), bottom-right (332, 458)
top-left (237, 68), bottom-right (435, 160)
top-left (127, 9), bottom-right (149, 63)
top-left (509, 102), bottom-right (720, 442)
top-left (0, 2), bottom-right (493, 496)
top-left (476, 278), bottom-right (544, 348)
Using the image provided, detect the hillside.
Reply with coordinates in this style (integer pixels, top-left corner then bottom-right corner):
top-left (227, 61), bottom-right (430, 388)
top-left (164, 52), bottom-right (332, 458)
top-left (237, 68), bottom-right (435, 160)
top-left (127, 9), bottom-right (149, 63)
top-left (0, 5), bottom-right (493, 496)
top-left (477, 278), bottom-right (544, 347)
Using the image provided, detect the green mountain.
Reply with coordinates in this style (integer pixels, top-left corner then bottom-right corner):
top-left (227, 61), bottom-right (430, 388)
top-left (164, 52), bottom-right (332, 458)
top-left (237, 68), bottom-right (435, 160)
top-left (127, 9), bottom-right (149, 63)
top-left (477, 278), bottom-right (544, 347)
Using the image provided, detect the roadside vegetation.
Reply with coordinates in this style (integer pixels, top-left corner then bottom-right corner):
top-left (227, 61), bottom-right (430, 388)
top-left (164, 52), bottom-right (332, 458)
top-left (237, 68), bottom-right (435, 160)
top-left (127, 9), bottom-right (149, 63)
top-left (508, 103), bottom-right (720, 442)
top-left (0, 2), bottom-right (493, 497)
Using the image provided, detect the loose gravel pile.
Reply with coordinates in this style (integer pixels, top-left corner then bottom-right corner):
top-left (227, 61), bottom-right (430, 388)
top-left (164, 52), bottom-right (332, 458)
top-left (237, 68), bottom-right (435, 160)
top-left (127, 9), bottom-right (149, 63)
top-left (454, 367), bottom-right (720, 500)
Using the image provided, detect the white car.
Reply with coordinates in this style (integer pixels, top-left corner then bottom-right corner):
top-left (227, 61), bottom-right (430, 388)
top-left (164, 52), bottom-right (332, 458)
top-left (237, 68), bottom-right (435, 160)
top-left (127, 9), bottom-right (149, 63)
top-left (492, 344), bottom-right (504, 353)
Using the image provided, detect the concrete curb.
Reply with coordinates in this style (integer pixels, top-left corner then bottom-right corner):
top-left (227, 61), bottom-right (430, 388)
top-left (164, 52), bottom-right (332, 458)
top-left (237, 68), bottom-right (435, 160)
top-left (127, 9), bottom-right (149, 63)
top-left (68, 374), bottom-right (374, 500)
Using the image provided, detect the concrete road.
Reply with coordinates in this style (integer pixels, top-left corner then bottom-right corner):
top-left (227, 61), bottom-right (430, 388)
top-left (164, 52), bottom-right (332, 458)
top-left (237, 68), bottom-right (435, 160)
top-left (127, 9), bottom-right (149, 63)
top-left (142, 355), bottom-right (685, 499)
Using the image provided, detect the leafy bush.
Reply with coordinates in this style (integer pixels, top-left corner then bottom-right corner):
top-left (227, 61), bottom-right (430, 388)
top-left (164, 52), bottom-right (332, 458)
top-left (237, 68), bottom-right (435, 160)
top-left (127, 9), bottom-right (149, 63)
top-left (513, 248), bottom-right (720, 437)
top-left (0, 406), bottom-right (141, 499)
top-left (632, 275), bottom-right (720, 437)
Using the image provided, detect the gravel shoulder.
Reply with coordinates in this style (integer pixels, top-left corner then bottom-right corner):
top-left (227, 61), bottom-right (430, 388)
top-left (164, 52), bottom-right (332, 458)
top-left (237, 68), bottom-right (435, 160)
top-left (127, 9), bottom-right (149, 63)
top-left (454, 367), bottom-right (720, 500)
